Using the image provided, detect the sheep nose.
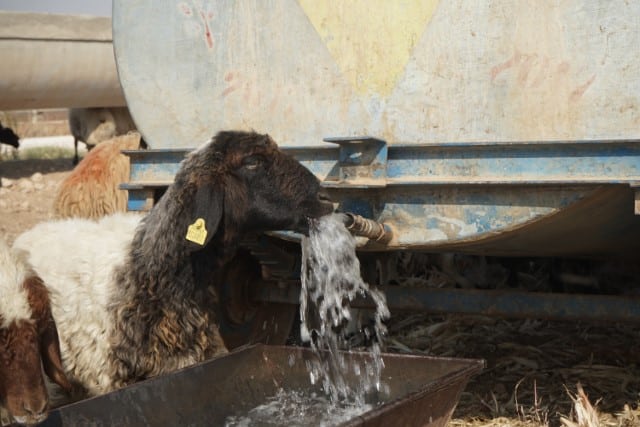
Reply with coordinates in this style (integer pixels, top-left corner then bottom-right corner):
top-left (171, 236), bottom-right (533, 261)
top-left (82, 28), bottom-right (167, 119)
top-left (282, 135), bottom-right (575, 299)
top-left (317, 189), bottom-right (332, 203)
top-left (23, 398), bottom-right (48, 417)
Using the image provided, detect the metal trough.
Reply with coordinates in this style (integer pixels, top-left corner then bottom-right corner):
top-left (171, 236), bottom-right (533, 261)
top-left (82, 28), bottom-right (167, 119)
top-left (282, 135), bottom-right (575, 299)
top-left (35, 345), bottom-right (483, 427)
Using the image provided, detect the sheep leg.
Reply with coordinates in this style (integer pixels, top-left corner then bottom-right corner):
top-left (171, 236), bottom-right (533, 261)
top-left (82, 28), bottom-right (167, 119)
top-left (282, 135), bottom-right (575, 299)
top-left (73, 137), bottom-right (79, 165)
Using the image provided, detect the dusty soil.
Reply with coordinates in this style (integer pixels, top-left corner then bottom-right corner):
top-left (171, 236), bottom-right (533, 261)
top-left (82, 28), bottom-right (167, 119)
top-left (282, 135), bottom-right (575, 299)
top-left (0, 158), bottom-right (73, 244)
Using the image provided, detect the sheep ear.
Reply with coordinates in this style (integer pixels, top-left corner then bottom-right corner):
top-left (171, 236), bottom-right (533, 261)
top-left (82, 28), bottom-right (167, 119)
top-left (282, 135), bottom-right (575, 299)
top-left (185, 183), bottom-right (223, 251)
top-left (40, 317), bottom-right (73, 393)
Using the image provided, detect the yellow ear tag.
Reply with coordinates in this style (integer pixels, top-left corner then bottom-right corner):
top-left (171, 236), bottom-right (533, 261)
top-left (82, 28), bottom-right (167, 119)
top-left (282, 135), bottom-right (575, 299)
top-left (186, 218), bottom-right (207, 245)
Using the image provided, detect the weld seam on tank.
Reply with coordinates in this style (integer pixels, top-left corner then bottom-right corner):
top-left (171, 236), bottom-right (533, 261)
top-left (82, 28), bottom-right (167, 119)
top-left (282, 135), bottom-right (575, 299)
top-left (340, 213), bottom-right (393, 244)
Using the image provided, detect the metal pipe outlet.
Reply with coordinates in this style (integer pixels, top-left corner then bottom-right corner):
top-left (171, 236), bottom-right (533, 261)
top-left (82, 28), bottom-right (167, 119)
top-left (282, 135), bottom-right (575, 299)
top-left (339, 212), bottom-right (393, 244)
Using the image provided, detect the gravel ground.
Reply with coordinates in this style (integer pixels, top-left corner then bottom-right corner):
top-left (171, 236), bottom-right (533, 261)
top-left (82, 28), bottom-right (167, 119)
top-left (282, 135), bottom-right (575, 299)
top-left (0, 157), bottom-right (73, 244)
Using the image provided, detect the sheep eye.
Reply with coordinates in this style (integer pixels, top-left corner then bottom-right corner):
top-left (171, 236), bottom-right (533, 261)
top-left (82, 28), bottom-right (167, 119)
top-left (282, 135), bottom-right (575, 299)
top-left (242, 155), bottom-right (263, 170)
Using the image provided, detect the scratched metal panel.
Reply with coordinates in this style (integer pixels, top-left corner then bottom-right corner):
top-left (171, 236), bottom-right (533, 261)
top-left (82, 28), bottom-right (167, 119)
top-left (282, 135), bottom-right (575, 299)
top-left (371, 186), bottom-right (640, 256)
top-left (113, 1), bottom-right (640, 149)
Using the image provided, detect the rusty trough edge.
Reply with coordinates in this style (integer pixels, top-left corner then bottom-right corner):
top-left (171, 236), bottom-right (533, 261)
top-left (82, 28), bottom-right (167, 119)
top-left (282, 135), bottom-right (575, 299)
top-left (342, 354), bottom-right (485, 427)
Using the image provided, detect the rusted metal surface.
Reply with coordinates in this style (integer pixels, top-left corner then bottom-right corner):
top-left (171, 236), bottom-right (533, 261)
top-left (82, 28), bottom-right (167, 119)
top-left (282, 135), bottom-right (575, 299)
top-left (0, 12), bottom-right (126, 109)
top-left (258, 284), bottom-right (640, 323)
top-left (36, 345), bottom-right (483, 427)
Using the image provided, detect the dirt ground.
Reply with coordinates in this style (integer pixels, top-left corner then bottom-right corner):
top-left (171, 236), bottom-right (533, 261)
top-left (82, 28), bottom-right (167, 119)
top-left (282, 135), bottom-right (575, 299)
top-left (0, 158), bottom-right (73, 244)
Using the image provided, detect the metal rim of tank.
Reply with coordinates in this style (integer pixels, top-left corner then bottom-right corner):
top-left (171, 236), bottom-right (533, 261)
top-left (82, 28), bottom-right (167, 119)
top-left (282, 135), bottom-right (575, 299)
top-left (216, 250), bottom-right (298, 350)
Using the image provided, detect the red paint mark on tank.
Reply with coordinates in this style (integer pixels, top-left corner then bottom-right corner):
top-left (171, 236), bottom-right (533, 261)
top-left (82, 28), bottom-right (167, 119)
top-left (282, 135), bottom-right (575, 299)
top-left (200, 11), bottom-right (214, 49)
top-left (178, 1), bottom-right (215, 50)
top-left (222, 72), bottom-right (239, 97)
top-left (178, 2), bottom-right (192, 16)
top-left (221, 85), bottom-right (238, 97)
top-left (517, 54), bottom-right (538, 85)
top-left (569, 75), bottom-right (596, 102)
top-left (490, 53), bottom-right (521, 81)
top-left (492, 53), bottom-right (579, 90)
top-left (557, 61), bottom-right (570, 74)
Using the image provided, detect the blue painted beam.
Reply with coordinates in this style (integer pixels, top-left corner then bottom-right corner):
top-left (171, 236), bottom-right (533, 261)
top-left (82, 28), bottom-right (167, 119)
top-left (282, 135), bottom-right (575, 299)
top-left (386, 140), bottom-right (640, 185)
top-left (124, 139), bottom-right (640, 188)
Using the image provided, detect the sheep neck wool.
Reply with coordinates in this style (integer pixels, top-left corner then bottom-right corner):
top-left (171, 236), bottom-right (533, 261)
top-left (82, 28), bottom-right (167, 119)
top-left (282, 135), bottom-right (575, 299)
top-left (300, 213), bottom-right (390, 405)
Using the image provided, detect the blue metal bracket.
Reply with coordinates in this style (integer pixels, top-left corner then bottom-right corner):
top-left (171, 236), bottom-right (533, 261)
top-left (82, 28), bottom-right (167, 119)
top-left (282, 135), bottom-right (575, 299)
top-left (322, 136), bottom-right (387, 188)
top-left (120, 148), bottom-right (187, 212)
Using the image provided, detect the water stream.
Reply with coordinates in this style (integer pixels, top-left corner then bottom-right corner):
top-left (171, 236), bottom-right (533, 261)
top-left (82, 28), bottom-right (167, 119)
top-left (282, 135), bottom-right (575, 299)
top-left (300, 213), bottom-right (390, 405)
top-left (224, 214), bottom-right (390, 425)
top-left (223, 389), bottom-right (373, 427)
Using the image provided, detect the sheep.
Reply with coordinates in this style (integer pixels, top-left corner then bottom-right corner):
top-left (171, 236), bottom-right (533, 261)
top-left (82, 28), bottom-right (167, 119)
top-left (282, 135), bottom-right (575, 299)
top-left (53, 132), bottom-right (145, 220)
top-left (0, 122), bottom-right (19, 149)
top-left (68, 107), bottom-right (137, 165)
top-left (13, 130), bottom-right (334, 396)
top-left (0, 238), bottom-right (71, 426)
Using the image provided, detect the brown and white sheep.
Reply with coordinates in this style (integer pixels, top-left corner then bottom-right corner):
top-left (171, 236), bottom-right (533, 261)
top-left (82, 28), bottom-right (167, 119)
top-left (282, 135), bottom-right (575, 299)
top-left (53, 132), bottom-right (145, 220)
top-left (0, 239), bottom-right (71, 426)
top-left (13, 130), bottom-right (334, 397)
top-left (68, 107), bottom-right (137, 165)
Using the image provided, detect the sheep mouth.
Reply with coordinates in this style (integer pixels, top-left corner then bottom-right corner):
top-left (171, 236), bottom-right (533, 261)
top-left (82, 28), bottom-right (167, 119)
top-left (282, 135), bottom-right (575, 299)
top-left (294, 208), bottom-right (333, 235)
top-left (293, 216), bottom-right (321, 236)
top-left (299, 194), bottom-right (335, 220)
top-left (302, 201), bottom-right (334, 224)
top-left (12, 412), bottom-right (48, 425)
top-left (294, 222), bottom-right (313, 236)
top-left (318, 200), bottom-right (335, 215)
top-left (315, 189), bottom-right (334, 215)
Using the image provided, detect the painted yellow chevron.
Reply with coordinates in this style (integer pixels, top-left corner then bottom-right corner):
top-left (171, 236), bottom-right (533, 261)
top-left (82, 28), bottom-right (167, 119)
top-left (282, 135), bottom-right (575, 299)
top-left (298, 0), bottom-right (440, 97)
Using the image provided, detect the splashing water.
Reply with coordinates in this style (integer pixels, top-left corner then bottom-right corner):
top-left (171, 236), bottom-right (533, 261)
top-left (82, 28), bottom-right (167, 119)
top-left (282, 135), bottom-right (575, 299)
top-left (300, 213), bottom-right (390, 405)
top-left (224, 388), bottom-right (373, 427)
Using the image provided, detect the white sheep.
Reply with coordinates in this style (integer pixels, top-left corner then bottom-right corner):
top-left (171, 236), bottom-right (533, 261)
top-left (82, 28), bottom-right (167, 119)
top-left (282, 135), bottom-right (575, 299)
top-left (0, 238), bottom-right (71, 426)
top-left (53, 132), bottom-right (145, 220)
top-left (13, 131), bottom-right (334, 397)
top-left (68, 107), bottom-right (137, 165)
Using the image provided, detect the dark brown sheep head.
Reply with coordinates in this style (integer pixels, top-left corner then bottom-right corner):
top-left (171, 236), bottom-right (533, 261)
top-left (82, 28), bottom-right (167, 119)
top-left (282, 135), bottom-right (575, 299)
top-left (0, 123), bottom-right (19, 149)
top-left (0, 278), bottom-right (72, 426)
top-left (180, 130), bottom-right (334, 250)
